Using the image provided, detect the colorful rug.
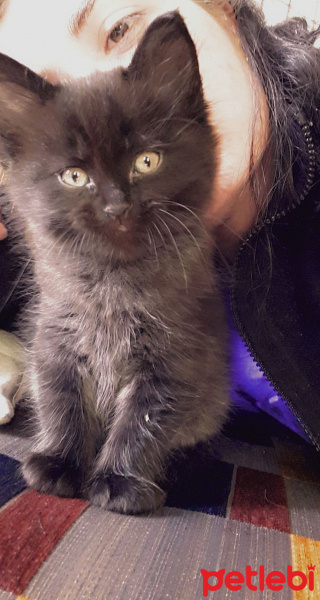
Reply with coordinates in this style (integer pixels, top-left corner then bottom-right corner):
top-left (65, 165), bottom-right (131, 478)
top-left (0, 405), bottom-right (320, 600)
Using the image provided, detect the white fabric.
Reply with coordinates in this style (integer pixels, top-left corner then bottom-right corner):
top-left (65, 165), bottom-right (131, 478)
top-left (0, 330), bottom-right (26, 424)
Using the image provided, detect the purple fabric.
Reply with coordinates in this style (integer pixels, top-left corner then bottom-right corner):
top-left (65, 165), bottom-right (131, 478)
top-left (229, 326), bottom-right (311, 443)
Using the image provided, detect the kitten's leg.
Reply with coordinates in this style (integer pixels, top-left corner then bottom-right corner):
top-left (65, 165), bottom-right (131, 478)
top-left (22, 343), bottom-right (95, 498)
top-left (89, 366), bottom-right (177, 514)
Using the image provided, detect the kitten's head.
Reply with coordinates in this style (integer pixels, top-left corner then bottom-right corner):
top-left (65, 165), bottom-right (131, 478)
top-left (0, 12), bottom-right (216, 264)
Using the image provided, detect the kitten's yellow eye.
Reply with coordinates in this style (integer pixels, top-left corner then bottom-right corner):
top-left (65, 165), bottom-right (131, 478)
top-left (60, 168), bottom-right (89, 188)
top-left (134, 152), bottom-right (161, 175)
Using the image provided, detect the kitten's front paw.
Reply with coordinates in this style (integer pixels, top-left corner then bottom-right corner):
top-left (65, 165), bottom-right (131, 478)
top-left (89, 473), bottom-right (165, 515)
top-left (22, 453), bottom-right (82, 498)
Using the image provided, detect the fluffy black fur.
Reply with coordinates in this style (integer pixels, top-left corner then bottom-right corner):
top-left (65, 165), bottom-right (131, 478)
top-left (0, 12), bottom-right (229, 514)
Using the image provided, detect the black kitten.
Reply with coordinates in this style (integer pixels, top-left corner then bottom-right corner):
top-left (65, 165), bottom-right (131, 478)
top-left (0, 12), bottom-right (229, 514)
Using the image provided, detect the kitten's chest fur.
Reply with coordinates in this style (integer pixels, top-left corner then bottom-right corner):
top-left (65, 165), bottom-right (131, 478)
top-left (36, 242), bottom-right (212, 410)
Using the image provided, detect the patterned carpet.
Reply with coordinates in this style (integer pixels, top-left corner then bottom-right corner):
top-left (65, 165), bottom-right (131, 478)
top-left (1, 405), bottom-right (320, 600)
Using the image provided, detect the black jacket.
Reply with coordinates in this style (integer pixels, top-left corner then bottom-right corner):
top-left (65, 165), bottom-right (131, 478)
top-left (232, 114), bottom-right (320, 449)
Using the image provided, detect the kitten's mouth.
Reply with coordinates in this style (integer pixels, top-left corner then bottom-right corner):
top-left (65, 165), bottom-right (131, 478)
top-left (110, 217), bottom-right (134, 237)
top-left (118, 224), bottom-right (129, 233)
top-left (112, 216), bottom-right (132, 234)
top-left (74, 204), bottom-right (163, 261)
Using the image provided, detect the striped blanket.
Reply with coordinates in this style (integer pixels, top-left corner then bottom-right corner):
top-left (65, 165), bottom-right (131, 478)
top-left (0, 405), bottom-right (320, 600)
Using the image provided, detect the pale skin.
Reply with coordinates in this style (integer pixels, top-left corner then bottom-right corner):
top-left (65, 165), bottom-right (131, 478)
top-left (0, 0), bottom-right (270, 251)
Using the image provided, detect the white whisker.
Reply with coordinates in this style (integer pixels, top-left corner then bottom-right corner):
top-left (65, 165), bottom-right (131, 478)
top-left (152, 221), bottom-right (166, 249)
top-left (146, 226), bottom-right (159, 267)
top-left (158, 208), bottom-right (204, 260)
top-left (156, 215), bottom-right (188, 293)
top-left (162, 200), bottom-right (205, 230)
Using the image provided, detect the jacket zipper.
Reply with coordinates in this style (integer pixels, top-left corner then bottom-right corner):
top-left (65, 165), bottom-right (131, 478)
top-left (230, 279), bottom-right (320, 450)
top-left (230, 116), bottom-right (320, 450)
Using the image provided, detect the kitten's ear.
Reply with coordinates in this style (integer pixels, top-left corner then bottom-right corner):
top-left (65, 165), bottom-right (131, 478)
top-left (0, 53), bottom-right (57, 103)
top-left (0, 53), bottom-right (58, 161)
top-left (127, 12), bottom-right (204, 115)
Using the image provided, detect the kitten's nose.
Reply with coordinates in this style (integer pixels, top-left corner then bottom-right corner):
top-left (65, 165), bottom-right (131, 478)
top-left (101, 183), bottom-right (131, 219)
top-left (104, 203), bottom-right (130, 219)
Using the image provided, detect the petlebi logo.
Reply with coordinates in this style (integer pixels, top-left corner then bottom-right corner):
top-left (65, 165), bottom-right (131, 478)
top-left (201, 564), bottom-right (316, 595)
